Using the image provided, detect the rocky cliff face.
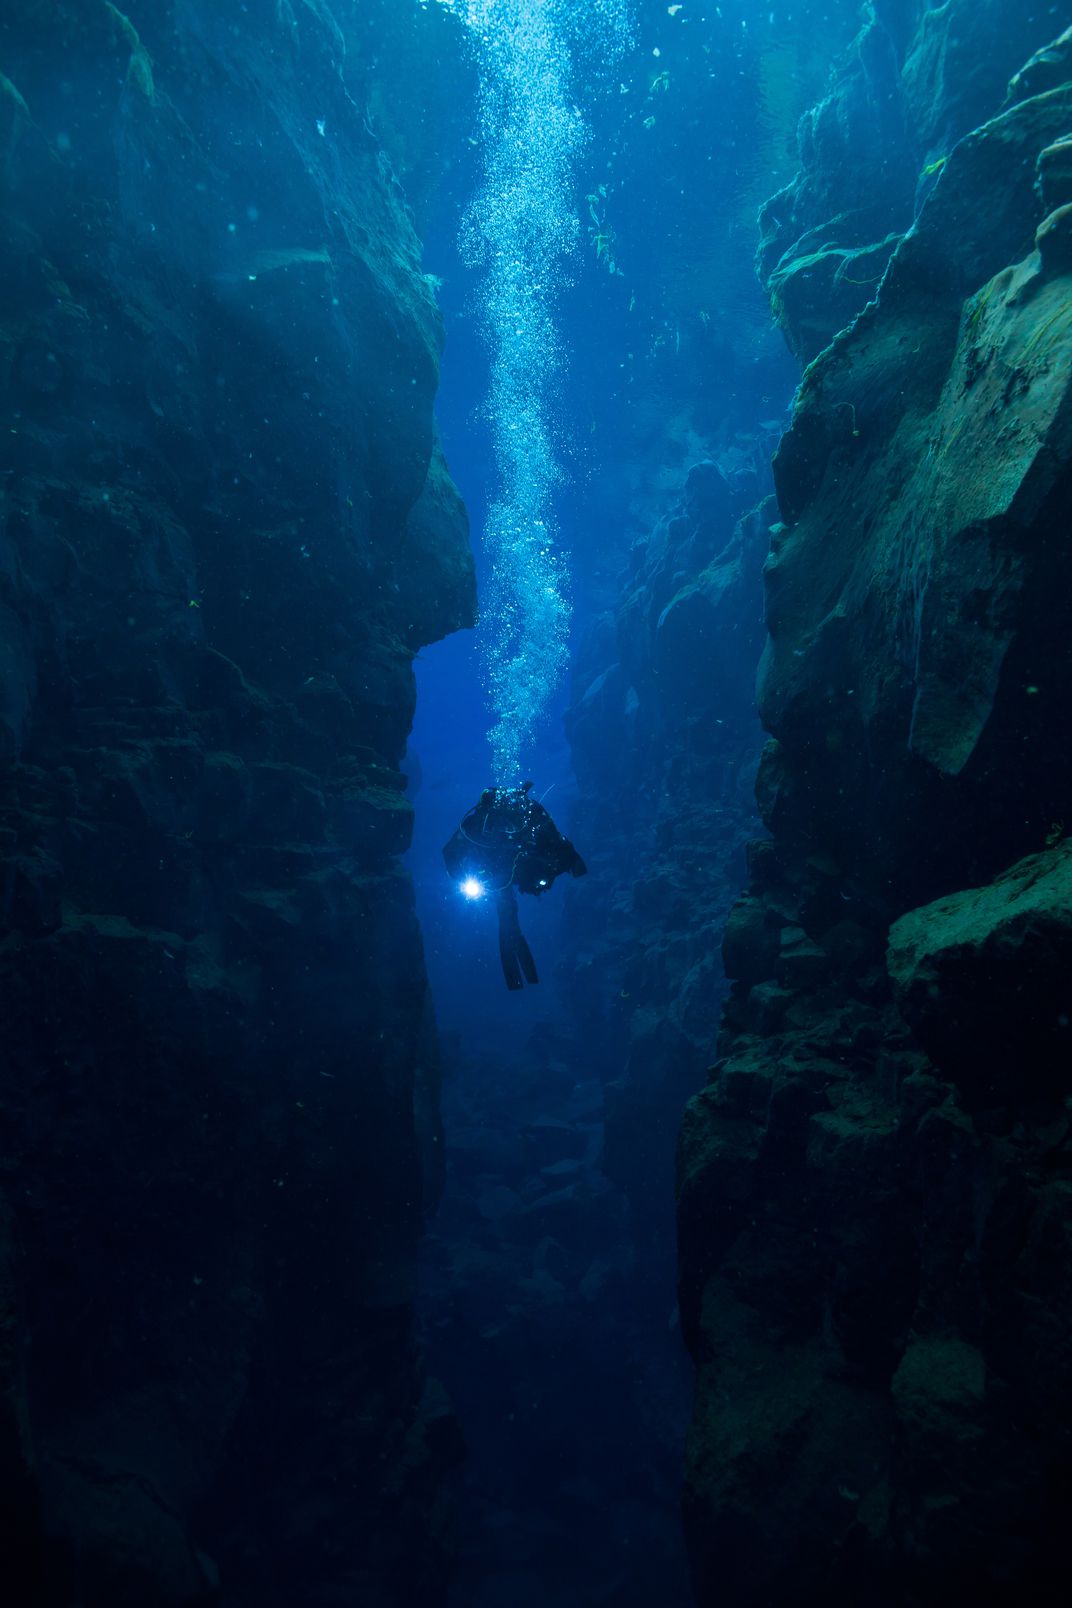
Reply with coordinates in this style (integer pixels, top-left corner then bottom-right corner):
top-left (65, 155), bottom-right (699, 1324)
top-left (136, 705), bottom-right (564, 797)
top-left (0, 3), bottom-right (473, 1604)
top-left (680, 9), bottom-right (1072, 1605)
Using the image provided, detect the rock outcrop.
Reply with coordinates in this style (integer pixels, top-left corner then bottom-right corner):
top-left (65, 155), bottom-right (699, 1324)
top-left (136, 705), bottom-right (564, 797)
top-left (680, 13), bottom-right (1072, 1607)
top-left (887, 842), bottom-right (1072, 1106)
top-left (759, 0), bottom-right (1066, 364)
top-left (0, 3), bottom-right (473, 1603)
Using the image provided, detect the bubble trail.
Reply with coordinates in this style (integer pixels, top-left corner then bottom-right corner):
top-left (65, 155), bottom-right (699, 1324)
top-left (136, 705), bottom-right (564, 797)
top-left (433, 0), bottom-right (631, 783)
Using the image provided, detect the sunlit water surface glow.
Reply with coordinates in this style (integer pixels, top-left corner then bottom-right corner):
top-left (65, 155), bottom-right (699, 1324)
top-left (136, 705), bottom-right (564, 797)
top-left (430, 0), bottom-right (632, 783)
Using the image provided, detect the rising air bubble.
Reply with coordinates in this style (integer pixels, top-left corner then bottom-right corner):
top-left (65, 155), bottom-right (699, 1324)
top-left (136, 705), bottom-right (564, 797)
top-left (433, 0), bottom-right (632, 783)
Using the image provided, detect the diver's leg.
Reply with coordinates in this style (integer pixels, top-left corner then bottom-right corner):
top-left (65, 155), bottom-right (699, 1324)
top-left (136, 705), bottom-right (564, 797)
top-left (496, 889), bottom-right (524, 991)
top-left (517, 932), bottom-right (538, 985)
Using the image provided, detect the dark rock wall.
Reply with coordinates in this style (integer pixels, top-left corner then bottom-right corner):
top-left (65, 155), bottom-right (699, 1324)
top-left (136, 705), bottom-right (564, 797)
top-left (759, 0), bottom-right (1061, 364)
top-left (0, 3), bottom-right (473, 1604)
top-left (680, 11), bottom-right (1072, 1606)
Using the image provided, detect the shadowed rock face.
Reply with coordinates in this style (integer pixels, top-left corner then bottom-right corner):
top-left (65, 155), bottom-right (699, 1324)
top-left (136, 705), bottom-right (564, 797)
top-left (761, 69), bottom-right (1072, 902)
top-left (759, 0), bottom-right (1066, 365)
top-left (0, 3), bottom-right (473, 1604)
top-left (888, 841), bottom-right (1072, 1105)
top-left (680, 13), bottom-right (1072, 1608)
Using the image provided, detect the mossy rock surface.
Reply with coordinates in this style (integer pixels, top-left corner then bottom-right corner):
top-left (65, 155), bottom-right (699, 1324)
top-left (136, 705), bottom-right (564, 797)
top-left (888, 841), bottom-right (1072, 1102)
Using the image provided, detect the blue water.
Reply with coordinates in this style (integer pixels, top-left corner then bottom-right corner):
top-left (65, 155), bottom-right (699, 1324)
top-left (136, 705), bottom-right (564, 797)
top-left (409, 0), bottom-right (808, 1015)
top-left (7, 3), bottom-right (1068, 1603)
top-left (403, 6), bottom-right (819, 1601)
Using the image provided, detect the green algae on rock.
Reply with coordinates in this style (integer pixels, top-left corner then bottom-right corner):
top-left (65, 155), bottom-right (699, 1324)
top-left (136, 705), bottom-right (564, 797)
top-left (888, 841), bottom-right (1072, 1104)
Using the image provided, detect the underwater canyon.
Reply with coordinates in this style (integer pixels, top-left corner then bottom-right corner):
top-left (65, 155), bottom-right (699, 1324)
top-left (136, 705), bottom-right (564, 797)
top-left (1, 3), bottom-right (1071, 1607)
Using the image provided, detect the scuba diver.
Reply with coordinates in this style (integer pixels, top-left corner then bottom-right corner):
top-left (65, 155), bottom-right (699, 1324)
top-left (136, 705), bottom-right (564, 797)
top-left (443, 783), bottom-right (587, 991)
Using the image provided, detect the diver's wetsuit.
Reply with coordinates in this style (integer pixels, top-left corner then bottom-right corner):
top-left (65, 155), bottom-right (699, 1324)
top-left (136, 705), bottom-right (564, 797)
top-left (443, 784), bottom-right (586, 990)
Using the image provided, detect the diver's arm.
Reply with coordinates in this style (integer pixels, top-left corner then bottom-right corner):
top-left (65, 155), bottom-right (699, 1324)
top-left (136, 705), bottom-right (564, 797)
top-left (553, 836), bottom-right (586, 877)
top-left (566, 843), bottom-right (587, 877)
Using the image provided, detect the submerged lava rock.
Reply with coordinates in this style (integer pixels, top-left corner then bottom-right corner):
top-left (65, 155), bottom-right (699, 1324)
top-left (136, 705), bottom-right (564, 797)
top-left (759, 0), bottom-right (1062, 364)
top-left (762, 64), bottom-right (1072, 895)
top-left (0, 3), bottom-right (473, 1604)
top-left (888, 842), bottom-right (1072, 1104)
top-left (757, 1), bottom-right (915, 364)
top-left (681, 14), bottom-right (1072, 1608)
top-left (1037, 134), bottom-right (1072, 212)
